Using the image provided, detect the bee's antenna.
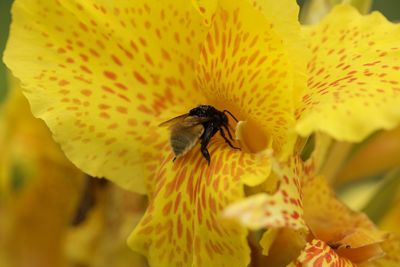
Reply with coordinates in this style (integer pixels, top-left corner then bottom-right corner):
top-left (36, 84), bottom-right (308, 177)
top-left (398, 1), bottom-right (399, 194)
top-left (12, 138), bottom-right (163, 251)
top-left (223, 110), bottom-right (239, 122)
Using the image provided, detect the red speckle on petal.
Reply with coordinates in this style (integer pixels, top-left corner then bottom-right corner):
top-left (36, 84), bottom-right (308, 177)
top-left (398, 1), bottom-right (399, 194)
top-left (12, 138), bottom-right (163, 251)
top-left (104, 70), bottom-right (117, 80)
top-left (133, 71), bottom-right (148, 84)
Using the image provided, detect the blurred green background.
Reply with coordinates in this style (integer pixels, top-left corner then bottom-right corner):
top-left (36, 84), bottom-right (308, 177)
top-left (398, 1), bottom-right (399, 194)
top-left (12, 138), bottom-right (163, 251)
top-left (0, 0), bottom-right (12, 102)
top-left (1, 0), bottom-right (400, 103)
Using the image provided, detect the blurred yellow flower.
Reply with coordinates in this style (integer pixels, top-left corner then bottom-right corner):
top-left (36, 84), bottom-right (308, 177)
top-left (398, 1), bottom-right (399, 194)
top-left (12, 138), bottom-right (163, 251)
top-left (0, 80), bottom-right (147, 267)
top-left (0, 79), bottom-right (85, 267)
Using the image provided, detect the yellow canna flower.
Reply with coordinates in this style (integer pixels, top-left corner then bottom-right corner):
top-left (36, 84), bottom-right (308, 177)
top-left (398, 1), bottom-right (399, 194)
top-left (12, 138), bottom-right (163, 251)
top-left (4, 1), bottom-right (400, 267)
top-left (223, 4), bottom-right (400, 265)
top-left (3, 0), bottom-right (308, 266)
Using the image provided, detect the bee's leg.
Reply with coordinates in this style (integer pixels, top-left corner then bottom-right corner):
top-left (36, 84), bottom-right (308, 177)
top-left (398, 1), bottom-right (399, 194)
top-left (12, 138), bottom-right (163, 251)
top-left (201, 145), bottom-right (211, 165)
top-left (200, 127), bottom-right (214, 165)
top-left (219, 128), bottom-right (240, 150)
top-left (223, 124), bottom-right (235, 141)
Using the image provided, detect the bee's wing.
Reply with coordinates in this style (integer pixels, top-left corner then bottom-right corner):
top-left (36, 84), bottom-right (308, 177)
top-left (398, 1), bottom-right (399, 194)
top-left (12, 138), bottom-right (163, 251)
top-left (159, 114), bottom-right (210, 128)
top-left (159, 114), bottom-right (189, 128)
top-left (170, 124), bottom-right (204, 158)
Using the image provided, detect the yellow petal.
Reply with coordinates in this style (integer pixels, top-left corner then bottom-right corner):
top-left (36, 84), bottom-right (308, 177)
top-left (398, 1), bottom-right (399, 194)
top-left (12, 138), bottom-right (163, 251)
top-left (196, 0), bottom-right (308, 157)
top-left (303, 175), bottom-right (386, 263)
top-left (260, 228), bottom-right (279, 257)
top-left (4, 0), bottom-right (210, 193)
top-left (366, 235), bottom-right (400, 267)
top-left (296, 4), bottom-right (400, 142)
top-left (128, 140), bottom-right (270, 267)
top-left (191, 0), bottom-right (217, 26)
top-left (223, 158), bottom-right (306, 230)
top-left (250, 0), bottom-right (310, 102)
top-left (260, 228), bottom-right (307, 266)
top-left (295, 239), bottom-right (356, 267)
top-left (336, 126), bottom-right (400, 186)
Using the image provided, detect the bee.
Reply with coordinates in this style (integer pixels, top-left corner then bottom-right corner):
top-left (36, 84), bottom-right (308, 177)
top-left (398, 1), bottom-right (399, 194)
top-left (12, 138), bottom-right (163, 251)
top-left (159, 105), bottom-right (240, 164)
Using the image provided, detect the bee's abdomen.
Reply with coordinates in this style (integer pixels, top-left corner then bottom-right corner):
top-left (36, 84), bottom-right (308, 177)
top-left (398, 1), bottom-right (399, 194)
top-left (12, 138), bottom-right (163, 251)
top-left (170, 125), bottom-right (203, 157)
top-left (171, 137), bottom-right (190, 156)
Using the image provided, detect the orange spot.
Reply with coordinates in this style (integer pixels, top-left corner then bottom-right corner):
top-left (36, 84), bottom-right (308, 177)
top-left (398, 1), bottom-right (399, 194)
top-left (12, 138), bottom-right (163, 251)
top-left (105, 138), bottom-right (116, 145)
top-left (104, 71), bottom-right (117, 80)
top-left (59, 89), bottom-right (69, 95)
top-left (79, 22), bottom-right (89, 32)
top-left (130, 41), bottom-right (139, 52)
top-left (102, 86), bottom-right (116, 94)
top-left (161, 48), bottom-right (171, 61)
top-left (133, 71), bottom-right (148, 84)
top-left (138, 104), bottom-right (153, 115)
top-left (80, 65), bottom-right (92, 74)
top-left (116, 106), bottom-right (127, 114)
top-left (139, 37), bottom-right (147, 46)
top-left (162, 202), bottom-right (172, 215)
top-left (248, 50), bottom-right (260, 65)
top-left (58, 80), bottom-right (70, 86)
top-left (79, 53), bottom-right (88, 62)
top-left (99, 104), bottom-right (110, 110)
top-left (117, 44), bottom-right (134, 59)
top-left (117, 94), bottom-right (131, 103)
top-left (174, 32), bottom-right (180, 44)
top-left (89, 48), bottom-right (100, 57)
top-left (144, 53), bottom-right (154, 65)
top-left (206, 33), bottom-right (214, 54)
top-left (138, 226), bottom-right (153, 235)
top-left (111, 54), bottom-right (122, 66)
top-left (99, 112), bottom-right (110, 119)
top-left (155, 28), bottom-right (162, 39)
top-left (96, 40), bottom-right (105, 49)
top-left (379, 51), bottom-right (388, 57)
top-left (137, 93), bottom-right (146, 100)
top-left (128, 119), bottom-right (137, 126)
top-left (80, 89), bottom-right (92, 96)
top-left (118, 149), bottom-right (127, 157)
top-left (177, 215), bottom-right (183, 238)
top-left (114, 82), bottom-right (128, 91)
top-left (197, 205), bottom-right (203, 223)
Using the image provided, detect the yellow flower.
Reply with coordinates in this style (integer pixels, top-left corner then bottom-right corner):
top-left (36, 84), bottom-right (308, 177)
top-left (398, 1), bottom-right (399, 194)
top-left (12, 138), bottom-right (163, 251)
top-left (0, 79), bottom-right (85, 267)
top-left (224, 152), bottom-right (398, 266)
top-left (3, 0), bottom-right (309, 266)
top-left (223, 4), bottom-right (400, 266)
top-left (0, 79), bottom-right (147, 267)
top-left (5, 1), bottom-right (400, 267)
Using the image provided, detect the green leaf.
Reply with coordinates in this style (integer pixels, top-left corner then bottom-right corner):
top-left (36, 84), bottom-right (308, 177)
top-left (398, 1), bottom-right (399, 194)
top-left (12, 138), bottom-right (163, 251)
top-left (362, 169), bottom-right (400, 224)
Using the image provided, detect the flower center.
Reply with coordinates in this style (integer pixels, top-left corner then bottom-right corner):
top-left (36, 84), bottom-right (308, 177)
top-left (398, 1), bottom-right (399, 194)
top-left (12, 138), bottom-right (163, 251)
top-left (236, 118), bottom-right (270, 153)
top-left (212, 101), bottom-right (270, 154)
